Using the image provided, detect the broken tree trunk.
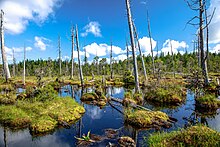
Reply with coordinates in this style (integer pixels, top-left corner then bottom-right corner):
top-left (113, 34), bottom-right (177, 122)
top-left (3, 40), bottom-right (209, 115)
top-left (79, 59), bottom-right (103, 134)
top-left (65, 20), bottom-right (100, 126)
top-left (0, 10), bottom-right (11, 81)
top-left (133, 21), bottom-right (148, 82)
top-left (58, 35), bottom-right (62, 76)
top-left (147, 11), bottom-right (156, 76)
top-left (125, 0), bottom-right (140, 93)
top-left (71, 26), bottom-right (75, 79)
top-left (110, 41), bottom-right (113, 79)
top-left (75, 25), bottom-right (84, 86)
top-left (170, 41), bottom-right (176, 78)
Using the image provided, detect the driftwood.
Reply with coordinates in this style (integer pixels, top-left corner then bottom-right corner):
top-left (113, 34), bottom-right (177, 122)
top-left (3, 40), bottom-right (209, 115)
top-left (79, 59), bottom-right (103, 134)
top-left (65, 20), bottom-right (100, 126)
top-left (108, 96), bottom-right (177, 123)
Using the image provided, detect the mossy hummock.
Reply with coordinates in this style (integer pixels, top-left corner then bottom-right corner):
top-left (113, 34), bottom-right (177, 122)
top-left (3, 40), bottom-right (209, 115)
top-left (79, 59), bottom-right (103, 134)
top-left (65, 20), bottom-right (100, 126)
top-left (196, 94), bottom-right (220, 110)
top-left (125, 109), bottom-right (170, 128)
top-left (148, 125), bottom-right (220, 147)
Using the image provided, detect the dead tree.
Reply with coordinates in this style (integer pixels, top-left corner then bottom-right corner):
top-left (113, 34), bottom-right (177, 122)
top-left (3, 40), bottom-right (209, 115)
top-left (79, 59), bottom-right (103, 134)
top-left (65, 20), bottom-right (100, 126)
top-left (132, 21), bottom-right (148, 82)
top-left (75, 25), bottom-right (84, 86)
top-left (125, 0), bottom-right (140, 93)
top-left (0, 10), bottom-right (11, 81)
top-left (71, 26), bottom-right (75, 79)
top-left (58, 35), bottom-right (62, 76)
top-left (110, 41), bottom-right (113, 79)
top-left (147, 11), bottom-right (156, 76)
top-left (169, 41), bottom-right (176, 78)
top-left (12, 49), bottom-right (16, 77)
top-left (126, 40), bottom-right (130, 70)
top-left (23, 44), bottom-right (26, 85)
top-left (186, 0), bottom-right (215, 86)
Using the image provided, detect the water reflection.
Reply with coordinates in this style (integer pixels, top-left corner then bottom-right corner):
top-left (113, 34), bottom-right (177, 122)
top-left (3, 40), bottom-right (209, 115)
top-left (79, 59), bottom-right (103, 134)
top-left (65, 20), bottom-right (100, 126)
top-left (1, 86), bottom-right (220, 146)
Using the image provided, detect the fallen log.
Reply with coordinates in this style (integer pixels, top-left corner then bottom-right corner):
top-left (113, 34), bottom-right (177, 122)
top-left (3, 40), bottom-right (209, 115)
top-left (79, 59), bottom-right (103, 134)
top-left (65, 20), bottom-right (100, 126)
top-left (108, 96), bottom-right (177, 123)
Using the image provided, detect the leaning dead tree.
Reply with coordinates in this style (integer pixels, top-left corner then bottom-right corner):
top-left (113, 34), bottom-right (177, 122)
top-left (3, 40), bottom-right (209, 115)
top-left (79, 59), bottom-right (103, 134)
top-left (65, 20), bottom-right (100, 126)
top-left (75, 25), bottom-right (84, 86)
top-left (0, 10), bottom-right (11, 81)
top-left (125, 0), bottom-right (140, 93)
top-left (132, 21), bottom-right (148, 82)
top-left (186, 0), bottom-right (215, 86)
top-left (58, 35), bottom-right (62, 76)
top-left (71, 26), bottom-right (75, 79)
top-left (147, 11), bottom-right (156, 75)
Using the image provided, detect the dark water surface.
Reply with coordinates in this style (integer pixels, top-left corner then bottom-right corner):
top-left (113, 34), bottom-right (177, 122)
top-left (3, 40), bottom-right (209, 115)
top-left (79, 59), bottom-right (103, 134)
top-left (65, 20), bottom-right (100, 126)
top-left (0, 86), bottom-right (220, 147)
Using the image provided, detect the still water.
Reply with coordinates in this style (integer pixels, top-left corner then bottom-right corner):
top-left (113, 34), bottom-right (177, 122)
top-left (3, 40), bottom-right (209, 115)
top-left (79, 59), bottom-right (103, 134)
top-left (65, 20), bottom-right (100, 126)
top-left (0, 86), bottom-right (220, 147)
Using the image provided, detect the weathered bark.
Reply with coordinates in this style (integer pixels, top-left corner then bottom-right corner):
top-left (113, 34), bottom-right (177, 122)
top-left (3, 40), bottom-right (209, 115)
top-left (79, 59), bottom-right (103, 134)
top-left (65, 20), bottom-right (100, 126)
top-left (132, 22), bottom-right (148, 82)
top-left (0, 10), bottom-right (11, 81)
top-left (169, 41), bottom-right (176, 78)
top-left (126, 41), bottom-right (129, 70)
top-left (199, 0), bottom-right (209, 85)
top-left (147, 11), bottom-right (156, 75)
top-left (71, 26), bottom-right (74, 79)
top-left (12, 49), bottom-right (16, 77)
top-left (23, 45), bottom-right (26, 85)
top-left (58, 35), bottom-right (62, 76)
top-left (75, 25), bottom-right (84, 86)
top-left (110, 41), bottom-right (113, 79)
top-left (125, 0), bottom-right (140, 93)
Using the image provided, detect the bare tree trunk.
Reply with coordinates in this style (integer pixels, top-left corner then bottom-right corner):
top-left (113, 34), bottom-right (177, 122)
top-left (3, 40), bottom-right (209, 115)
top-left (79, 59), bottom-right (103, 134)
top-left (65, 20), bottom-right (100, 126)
top-left (170, 41), bottom-right (175, 78)
top-left (12, 49), bottom-right (16, 77)
top-left (71, 26), bottom-right (74, 79)
top-left (75, 25), bottom-right (84, 86)
top-left (133, 21), bottom-right (148, 82)
top-left (125, 0), bottom-right (140, 93)
top-left (126, 41), bottom-right (129, 70)
top-left (147, 11), bottom-right (156, 75)
top-left (204, 7), bottom-right (209, 76)
top-left (110, 41), bottom-right (113, 79)
top-left (58, 35), bottom-right (62, 76)
top-left (0, 10), bottom-right (11, 82)
top-left (199, 0), bottom-right (209, 85)
top-left (23, 45), bottom-right (26, 85)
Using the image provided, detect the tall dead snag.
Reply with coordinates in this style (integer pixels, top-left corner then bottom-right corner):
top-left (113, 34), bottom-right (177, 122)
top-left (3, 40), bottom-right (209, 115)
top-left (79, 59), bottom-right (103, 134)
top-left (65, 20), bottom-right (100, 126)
top-left (0, 10), bottom-right (11, 81)
top-left (12, 49), bottom-right (16, 77)
top-left (75, 25), bottom-right (84, 86)
top-left (58, 35), bottom-right (62, 76)
top-left (23, 44), bottom-right (26, 85)
top-left (71, 26), bottom-right (75, 79)
top-left (110, 41), bottom-right (113, 79)
top-left (126, 40), bottom-right (129, 70)
top-left (169, 41), bottom-right (175, 78)
top-left (147, 11), bottom-right (156, 75)
top-left (132, 21), bottom-right (148, 82)
top-left (186, 0), bottom-right (212, 86)
top-left (125, 0), bottom-right (140, 93)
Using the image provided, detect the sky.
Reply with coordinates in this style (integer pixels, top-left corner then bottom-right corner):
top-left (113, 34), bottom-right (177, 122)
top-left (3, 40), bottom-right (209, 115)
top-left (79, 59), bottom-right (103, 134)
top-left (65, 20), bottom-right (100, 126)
top-left (0, 0), bottom-right (220, 64)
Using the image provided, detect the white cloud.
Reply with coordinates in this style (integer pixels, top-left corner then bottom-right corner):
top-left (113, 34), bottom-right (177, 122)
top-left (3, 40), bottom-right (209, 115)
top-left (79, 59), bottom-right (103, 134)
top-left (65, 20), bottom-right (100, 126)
top-left (4, 46), bottom-right (32, 61)
top-left (0, 0), bottom-right (62, 34)
top-left (81, 21), bottom-right (102, 37)
top-left (115, 54), bottom-right (127, 61)
top-left (210, 44), bottom-right (220, 53)
top-left (83, 42), bottom-right (124, 57)
top-left (161, 39), bottom-right (188, 55)
top-left (138, 37), bottom-right (157, 54)
top-left (34, 36), bottom-right (50, 51)
top-left (207, 0), bottom-right (220, 44)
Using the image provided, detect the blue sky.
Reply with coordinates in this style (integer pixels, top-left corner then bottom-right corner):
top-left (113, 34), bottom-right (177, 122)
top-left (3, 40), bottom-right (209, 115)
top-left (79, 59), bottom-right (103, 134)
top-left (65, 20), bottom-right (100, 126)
top-left (0, 0), bottom-right (219, 63)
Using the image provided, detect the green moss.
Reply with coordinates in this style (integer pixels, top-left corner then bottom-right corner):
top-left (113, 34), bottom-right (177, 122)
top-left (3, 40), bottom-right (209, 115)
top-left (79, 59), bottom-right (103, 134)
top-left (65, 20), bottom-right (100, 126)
top-left (125, 109), bottom-right (169, 128)
top-left (123, 92), bottom-right (143, 106)
top-left (0, 96), bottom-right (85, 134)
top-left (144, 80), bottom-right (186, 105)
top-left (30, 116), bottom-right (57, 134)
top-left (0, 93), bottom-right (16, 104)
top-left (148, 125), bottom-right (220, 147)
top-left (196, 94), bottom-right (220, 109)
top-left (123, 71), bottom-right (135, 85)
top-left (81, 92), bottom-right (99, 101)
top-left (0, 105), bottom-right (31, 128)
top-left (0, 83), bottom-right (14, 92)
